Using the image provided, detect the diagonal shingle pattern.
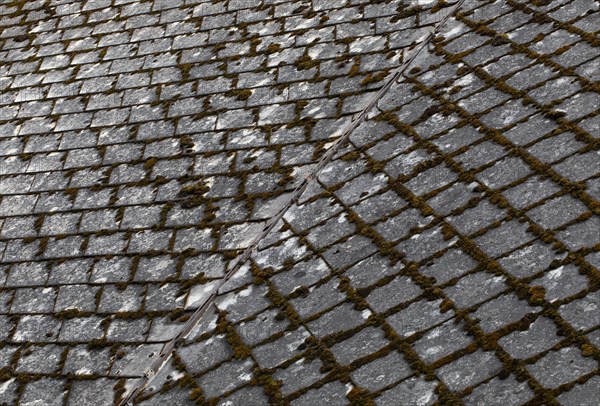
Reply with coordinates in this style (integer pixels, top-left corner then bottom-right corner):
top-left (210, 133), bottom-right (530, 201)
top-left (0, 0), bottom-right (598, 405)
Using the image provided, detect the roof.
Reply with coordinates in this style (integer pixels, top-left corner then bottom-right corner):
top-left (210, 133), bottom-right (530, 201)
top-left (0, 0), bottom-right (599, 405)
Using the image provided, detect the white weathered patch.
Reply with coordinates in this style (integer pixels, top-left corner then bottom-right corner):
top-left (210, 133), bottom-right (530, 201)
top-left (76, 367), bottom-right (93, 375)
top-left (417, 390), bottom-right (435, 405)
top-left (583, 301), bottom-right (598, 313)
top-left (548, 267), bottom-right (563, 279)
top-left (216, 293), bottom-right (238, 310)
top-left (444, 24), bottom-right (465, 38)
top-left (171, 370), bottom-right (185, 382)
top-left (447, 236), bottom-right (459, 246)
top-left (239, 372), bottom-right (253, 382)
top-left (285, 330), bottom-right (310, 353)
top-left (239, 285), bottom-right (253, 297)
top-left (456, 72), bottom-right (475, 86)
top-left (0, 379), bottom-right (15, 395)
top-left (185, 280), bottom-right (219, 309)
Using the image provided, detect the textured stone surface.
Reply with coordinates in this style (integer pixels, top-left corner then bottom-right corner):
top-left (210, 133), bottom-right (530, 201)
top-left (0, 0), bottom-right (598, 404)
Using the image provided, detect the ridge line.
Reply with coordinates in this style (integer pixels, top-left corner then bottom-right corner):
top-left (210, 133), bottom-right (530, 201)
top-left (120, 2), bottom-right (466, 403)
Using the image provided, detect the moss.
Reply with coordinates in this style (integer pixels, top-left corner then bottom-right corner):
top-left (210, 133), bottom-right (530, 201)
top-left (265, 43), bottom-right (281, 54)
top-left (251, 369), bottom-right (284, 404)
top-left (347, 387), bottom-right (375, 405)
top-left (0, 367), bottom-right (13, 382)
top-left (225, 88), bottom-right (252, 101)
top-left (365, 159), bottom-right (385, 174)
top-left (179, 180), bottom-right (210, 208)
top-left (179, 64), bottom-right (193, 81)
top-left (265, 282), bottom-right (301, 329)
top-left (360, 71), bottom-right (387, 86)
top-left (338, 37), bottom-right (355, 45)
top-left (395, 4), bottom-right (423, 19)
top-left (189, 388), bottom-right (206, 403)
top-left (448, 85), bottom-right (462, 95)
top-left (581, 344), bottom-right (595, 357)
top-left (215, 311), bottom-right (251, 360)
top-left (294, 54), bottom-right (319, 71)
top-left (250, 263), bottom-right (274, 285)
top-left (56, 309), bottom-right (91, 319)
top-left (348, 56), bottom-right (361, 78)
top-left (340, 151), bottom-right (360, 162)
top-left (169, 308), bottom-right (185, 321)
top-left (180, 135), bottom-right (194, 153)
top-left (544, 110), bottom-right (567, 120)
top-left (64, 188), bottom-right (78, 202)
top-left (143, 157), bottom-right (157, 171)
top-left (113, 379), bottom-right (127, 406)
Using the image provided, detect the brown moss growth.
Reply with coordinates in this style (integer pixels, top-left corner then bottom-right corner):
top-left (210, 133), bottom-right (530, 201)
top-left (360, 71), bottom-right (388, 86)
top-left (179, 180), bottom-right (209, 208)
top-left (294, 54), bottom-right (319, 71)
top-left (265, 43), bottom-right (281, 54)
top-left (225, 89), bottom-right (252, 101)
top-left (215, 311), bottom-right (251, 360)
top-left (347, 387), bottom-right (375, 406)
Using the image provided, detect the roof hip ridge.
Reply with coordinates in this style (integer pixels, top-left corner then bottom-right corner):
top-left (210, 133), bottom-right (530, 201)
top-left (119, 1), bottom-right (467, 403)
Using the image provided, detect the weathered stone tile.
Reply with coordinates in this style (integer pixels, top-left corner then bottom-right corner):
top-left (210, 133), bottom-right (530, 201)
top-left (558, 292), bottom-right (600, 332)
top-left (498, 316), bottom-right (560, 359)
top-left (414, 319), bottom-right (472, 364)
top-left (253, 327), bottom-right (311, 369)
top-left (20, 378), bottom-right (66, 406)
top-left (16, 344), bottom-right (62, 374)
top-left (274, 358), bottom-right (325, 395)
top-left (463, 375), bottom-right (533, 406)
top-left (387, 299), bottom-right (454, 338)
top-left (11, 287), bottom-right (56, 313)
top-left (498, 241), bottom-right (560, 279)
top-left (472, 293), bottom-right (541, 334)
top-left (445, 272), bottom-right (508, 309)
top-left (448, 200), bottom-right (506, 236)
top-left (107, 318), bottom-right (149, 342)
top-left (13, 315), bottom-right (62, 343)
top-left (436, 350), bottom-right (503, 392)
top-left (99, 285), bottom-right (144, 313)
top-left (529, 264), bottom-right (588, 302)
top-left (352, 351), bottom-right (413, 391)
top-left (67, 379), bottom-right (115, 406)
top-left (366, 276), bottom-right (421, 313)
top-left (213, 386), bottom-right (267, 406)
top-left (557, 376), bottom-right (600, 406)
top-left (290, 381), bottom-right (348, 406)
top-left (110, 344), bottom-right (163, 377)
top-left (376, 376), bottom-right (437, 406)
top-left (556, 217), bottom-right (600, 251)
top-left (527, 346), bottom-right (597, 388)
top-left (291, 278), bottom-right (345, 318)
top-left (474, 220), bottom-right (535, 258)
top-left (196, 359), bottom-right (254, 399)
top-left (307, 303), bottom-right (368, 338)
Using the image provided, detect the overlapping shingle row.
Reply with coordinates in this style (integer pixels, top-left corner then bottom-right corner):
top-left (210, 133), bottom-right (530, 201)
top-left (0, 0), bottom-right (598, 405)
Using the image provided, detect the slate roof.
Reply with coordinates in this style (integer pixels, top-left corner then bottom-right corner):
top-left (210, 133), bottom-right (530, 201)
top-left (0, 0), bottom-right (599, 405)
